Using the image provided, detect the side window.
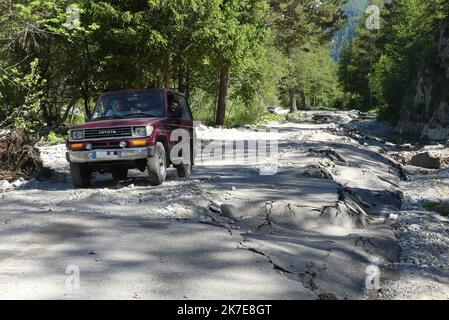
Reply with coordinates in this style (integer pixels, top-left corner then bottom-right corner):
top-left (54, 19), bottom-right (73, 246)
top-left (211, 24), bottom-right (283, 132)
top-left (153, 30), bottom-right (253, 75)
top-left (167, 93), bottom-right (175, 110)
top-left (178, 96), bottom-right (193, 121)
top-left (167, 93), bottom-right (180, 118)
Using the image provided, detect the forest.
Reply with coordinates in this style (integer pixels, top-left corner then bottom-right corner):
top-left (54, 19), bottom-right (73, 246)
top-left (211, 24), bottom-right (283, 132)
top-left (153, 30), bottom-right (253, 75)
top-left (1, 0), bottom-right (449, 134)
top-left (0, 0), bottom-right (343, 133)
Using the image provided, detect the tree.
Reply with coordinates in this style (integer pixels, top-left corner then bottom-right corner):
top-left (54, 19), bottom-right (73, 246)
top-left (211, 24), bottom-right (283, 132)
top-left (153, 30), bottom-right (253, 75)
top-left (0, 0), bottom-right (84, 129)
top-left (341, 0), bottom-right (449, 121)
top-left (331, 0), bottom-right (369, 60)
top-left (0, 0), bottom-right (352, 131)
top-left (191, 0), bottom-right (268, 125)
top-left (337, 0), bottom-right (388, 110)
top-left (269, 0), bottom-right (345, 112)
top-left (293, 43), bottom-right (342, 109)
top-left (369, 0), bottom-right (449, 121)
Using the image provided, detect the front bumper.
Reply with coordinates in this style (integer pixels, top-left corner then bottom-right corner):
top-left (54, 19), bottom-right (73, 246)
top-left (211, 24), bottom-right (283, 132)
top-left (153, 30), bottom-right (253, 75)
top-left (67, 147), bottom-right (155, 163)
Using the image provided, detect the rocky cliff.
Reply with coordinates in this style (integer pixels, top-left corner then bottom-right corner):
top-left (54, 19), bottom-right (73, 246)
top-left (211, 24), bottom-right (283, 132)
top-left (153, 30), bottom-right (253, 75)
top-left (397, 21), bottom-right (449, 141)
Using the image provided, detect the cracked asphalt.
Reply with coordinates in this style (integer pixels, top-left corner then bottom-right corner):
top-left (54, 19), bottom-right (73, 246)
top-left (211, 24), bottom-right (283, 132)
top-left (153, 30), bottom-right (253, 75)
top-left (0, 114), bottom-right (447, 299)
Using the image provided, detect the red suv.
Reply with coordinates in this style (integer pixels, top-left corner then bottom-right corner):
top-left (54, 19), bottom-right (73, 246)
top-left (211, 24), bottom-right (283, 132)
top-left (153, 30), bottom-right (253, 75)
top-left (66, 89), bottom-right (194, 188)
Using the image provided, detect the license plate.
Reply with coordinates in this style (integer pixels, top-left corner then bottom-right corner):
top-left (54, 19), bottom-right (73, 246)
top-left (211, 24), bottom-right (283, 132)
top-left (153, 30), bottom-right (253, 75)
top-left (93, 151), bottom-right (121, 159)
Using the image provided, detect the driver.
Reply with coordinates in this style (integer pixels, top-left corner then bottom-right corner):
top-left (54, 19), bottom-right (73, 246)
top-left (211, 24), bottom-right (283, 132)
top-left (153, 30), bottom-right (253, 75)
top-left (168, 97), bottom-right (182, 118)
top-left (106, 99), bottom-right (127, 117)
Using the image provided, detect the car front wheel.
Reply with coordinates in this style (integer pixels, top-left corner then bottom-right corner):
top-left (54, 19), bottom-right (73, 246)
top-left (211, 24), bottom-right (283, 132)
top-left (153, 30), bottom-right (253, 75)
top-left (70, 163), bottom-right (92, 188)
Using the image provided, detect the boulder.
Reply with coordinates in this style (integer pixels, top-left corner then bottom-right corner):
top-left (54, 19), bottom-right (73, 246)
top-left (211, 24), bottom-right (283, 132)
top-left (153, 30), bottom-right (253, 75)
top-left (0, 180), bottom-right (12, 191)
top-left (220, 204), bottom-right (239, 220)
top-left (268, 106), bottom-right (288, 115)
top-left (422, 124), bottom-right (449, 141)
top-left (408, 152), bottom-right (441, 169)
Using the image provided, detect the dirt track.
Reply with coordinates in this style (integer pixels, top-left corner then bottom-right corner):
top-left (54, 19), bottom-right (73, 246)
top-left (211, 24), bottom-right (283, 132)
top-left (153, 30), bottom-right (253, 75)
top-left (1, 112), bottom-right (448, 299)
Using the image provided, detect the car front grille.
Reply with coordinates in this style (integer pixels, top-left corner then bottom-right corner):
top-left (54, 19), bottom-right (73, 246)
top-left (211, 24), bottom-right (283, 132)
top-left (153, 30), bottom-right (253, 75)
top-left (90, 141), bottom-right (122, 149)
top-left (84, 127), bottom-right (132, 140)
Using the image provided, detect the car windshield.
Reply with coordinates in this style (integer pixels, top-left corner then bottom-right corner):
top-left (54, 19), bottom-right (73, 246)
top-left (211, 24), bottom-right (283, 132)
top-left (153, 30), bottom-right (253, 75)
top-left (91, 91), bottom-right (164, 120)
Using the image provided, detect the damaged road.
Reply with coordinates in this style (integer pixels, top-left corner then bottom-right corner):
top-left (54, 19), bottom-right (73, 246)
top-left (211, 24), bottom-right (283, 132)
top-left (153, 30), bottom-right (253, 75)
top-left (0, 112), bottom-right (448, 299)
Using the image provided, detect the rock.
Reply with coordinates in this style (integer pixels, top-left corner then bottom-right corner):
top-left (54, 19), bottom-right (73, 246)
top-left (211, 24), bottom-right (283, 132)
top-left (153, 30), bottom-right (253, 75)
top-left (208, 202), bottom-right (221, 213)
top-left (310, 113), bottom-right (353, 124)
top-left (389, 213), bottom-right (399, 220)
top-left (220, 204), bottom-right (239, 220)
top-left (401, 143), bottom-right (413, 150)
top-left (175, 206), bottom-right (194, 218)
top-left (422, 124), bottom-right (449, 141)
top-left (319, 293), bottom-right (338, 300)
top-left (268, 106), bottom-right (288, 115)
top-left (408, 152), bottom-right (441, 169)
top-left (0, 180), bottom-right (12, 191)
top-left (199, 215), bottom-right (213, 223)
top-left (11, 178), bottom-right (25, 188)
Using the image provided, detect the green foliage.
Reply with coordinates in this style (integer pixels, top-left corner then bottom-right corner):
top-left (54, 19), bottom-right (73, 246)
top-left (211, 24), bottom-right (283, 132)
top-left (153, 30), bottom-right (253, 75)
top-left (337, 0), bottom-right (387, 111)
top-left (368, 0), bottom-right (449, 123)
top-left (338, 0), bottom-right (449, 122)
top-left (292, 44), bottom-right (343, 109)
top-left (190, 88), bottom-right (216, 125)
top-left (422, 200), bottom-right (449, 217)
top-left (257, 112), bottom-right (288, 125)
top-left (332, 0), bottom-right (369, 59)
top-left (0, 57), bottom-right (45, 130)
top-left (270, 0), bottom-right (346, 112)
top-left (70, 114), bottom-right (87, 125)
top-left (0, 0), bottom-right (346, 130)
top-left (47, 130), bottom-right (67, 145)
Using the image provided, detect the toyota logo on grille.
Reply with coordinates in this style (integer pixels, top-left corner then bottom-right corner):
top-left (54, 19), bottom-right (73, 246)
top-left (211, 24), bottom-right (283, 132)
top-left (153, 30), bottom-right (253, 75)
top-left (98, 129), bottom-right (116, 135)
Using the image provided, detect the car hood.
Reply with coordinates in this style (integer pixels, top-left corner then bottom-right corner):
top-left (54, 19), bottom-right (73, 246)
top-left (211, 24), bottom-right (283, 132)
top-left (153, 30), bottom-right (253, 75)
top-left (70, 117), bottom-right (164, 130)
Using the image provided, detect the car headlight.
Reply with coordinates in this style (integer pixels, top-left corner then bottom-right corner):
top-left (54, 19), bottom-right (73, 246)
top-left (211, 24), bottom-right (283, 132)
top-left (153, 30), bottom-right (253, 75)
top-left (133, 126), bottom-right (153, 137)
top-left (70, 130), bottom-right (84, 141)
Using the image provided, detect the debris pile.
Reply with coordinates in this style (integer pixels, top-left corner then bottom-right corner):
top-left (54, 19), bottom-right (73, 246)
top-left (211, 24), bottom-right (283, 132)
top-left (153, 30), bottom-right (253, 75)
top-left (0, 130), bottom-right (47, 180)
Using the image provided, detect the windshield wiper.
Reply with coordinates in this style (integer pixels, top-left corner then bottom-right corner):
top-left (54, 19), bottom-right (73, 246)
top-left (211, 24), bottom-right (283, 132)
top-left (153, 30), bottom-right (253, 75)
top-left (122, 113), bottom-right (157, 118)
top-left (91, 115), bottom-right (124, 121)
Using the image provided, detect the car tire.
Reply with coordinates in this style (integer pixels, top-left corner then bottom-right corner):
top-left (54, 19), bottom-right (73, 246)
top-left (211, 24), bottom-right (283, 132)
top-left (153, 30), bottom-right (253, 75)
top-left (70, 163), bottom-right (92, 188)
top-left (147, 142), bottom-right (166, 186)
top-left (175, 142), bottom-right (193, 178)
top-left (176, 148), bottom-right (193, 178)
top-left (111, 167), bottom-right (128, 181)
top-left (176, 161), bottom-right (192, 178)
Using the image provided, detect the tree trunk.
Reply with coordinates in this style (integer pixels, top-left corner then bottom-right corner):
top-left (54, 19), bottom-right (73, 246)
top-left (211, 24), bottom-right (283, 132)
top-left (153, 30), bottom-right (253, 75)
top-left (289, 89), bottom-right (297, 113)
top-left (215, 65), bottom-right (229, 126)
top-left (49, 97), bottom-right (78, 131)
top-left (83, 38), bottom-right (92, 120)
top-left (162, 56), bottom-right (171, 88)
top-left (300, 90), bottom-right (306, 110)
top-left (178, 64), bottom-right (189, 96)
top-left (83, 96), bottom-right (91, 120)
